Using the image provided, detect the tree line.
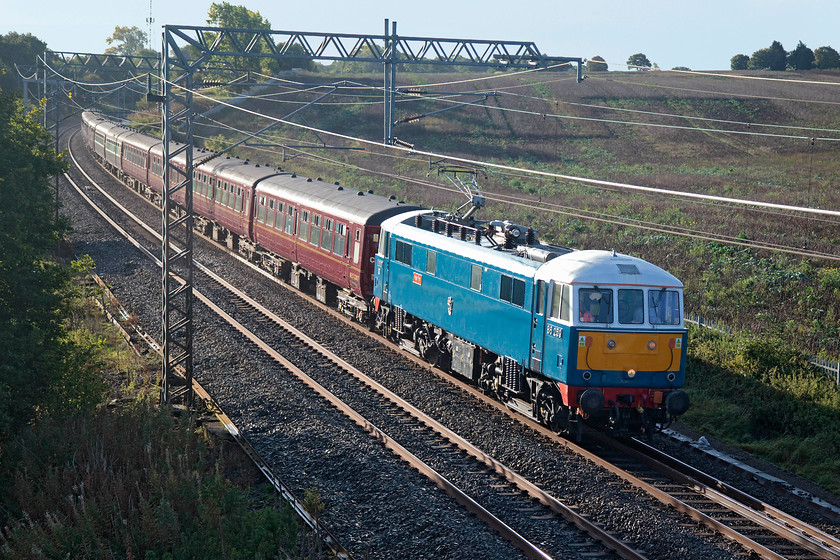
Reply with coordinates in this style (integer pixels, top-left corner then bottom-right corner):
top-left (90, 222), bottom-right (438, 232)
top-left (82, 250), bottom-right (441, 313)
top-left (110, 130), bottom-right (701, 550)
top-left (731, 40), bottom-right (839, 71)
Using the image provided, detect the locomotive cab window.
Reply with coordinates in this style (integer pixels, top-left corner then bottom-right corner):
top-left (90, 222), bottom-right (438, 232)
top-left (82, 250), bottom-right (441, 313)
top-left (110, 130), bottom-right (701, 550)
top-left (378, 232), bottom-right (390, 257)
top-left (550, 283), bottom-right (571, 321)
top-left (649, 289), bottom-right (681, 325)
top-left (618, 289), bottom-right (644, 324)
top-left (579, 288), bottom-right (613, 323)
top-left (536, 280), bottom-right (546, 315)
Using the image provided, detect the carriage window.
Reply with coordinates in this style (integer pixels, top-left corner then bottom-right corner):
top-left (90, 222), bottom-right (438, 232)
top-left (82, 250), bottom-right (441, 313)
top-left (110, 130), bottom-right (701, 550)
top-left (321, 219), bottom-right (333, 251)
top-left (298, 210), bottom-right (310, 240)
top-left (309, 215), bottom-right (321, 246)
top-left (333, 222), bottom-right (346, 256)
top-left (470, 265), bottom-right (482, 291)
top-left (266, 200), bottom-right (275, 228)
top-left (618, 289), bottom-right (644, 324)
top-left (257, 197), bottom-right (266, 223)
top-left (649, 289), bottom-right (681, 325)
top-left (426, 251), bottom-right (436, 275)
top-left (579, 288), bottom-right (613, 323)
top-left (235, 187), bottom-right (243, 211)
top-left (285, 205), bottom-right (295, 234)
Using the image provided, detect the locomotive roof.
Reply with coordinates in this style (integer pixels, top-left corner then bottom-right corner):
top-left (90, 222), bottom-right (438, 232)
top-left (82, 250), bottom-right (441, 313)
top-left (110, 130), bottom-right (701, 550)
top-left (534, 249), bottom-right (683, 288)
top-left (257, 174), bottom-right (421, 225)
top-left (383, 210), bottom-right (543, 277)
top-left (384, 211), bottom-right (682, 288)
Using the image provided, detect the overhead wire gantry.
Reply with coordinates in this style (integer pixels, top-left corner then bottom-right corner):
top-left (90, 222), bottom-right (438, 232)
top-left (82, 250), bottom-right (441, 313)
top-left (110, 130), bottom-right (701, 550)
top-left (152, 20), bottom-right (582, 408)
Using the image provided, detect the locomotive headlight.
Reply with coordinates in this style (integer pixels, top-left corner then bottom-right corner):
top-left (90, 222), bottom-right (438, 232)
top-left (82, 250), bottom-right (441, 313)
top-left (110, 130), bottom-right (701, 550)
top-left (627, 369), bottom-right (636, 378)
top-left (606, 338), bottom-right (616, 350)
top-left (647, 340), bottom-right (657, 351)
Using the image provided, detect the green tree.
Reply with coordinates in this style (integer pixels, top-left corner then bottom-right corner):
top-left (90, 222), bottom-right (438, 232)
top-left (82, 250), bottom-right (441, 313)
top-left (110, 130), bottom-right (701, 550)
top-left (586, 55), bottom-right (608, 72)
top-left (104, 26), bottom-right (152, 56)
top-left (626, 53), bottom-right (651, 71)
top-left (0, 91), bottom-right (103, 442)
top-left (814, 45), bottom-right (840, 69)
top-left (730, 54), bottom-right (749, 70)
top-left (0, 32), bottom-right (47, 94)
top-left (749, 40), bottom-right (786, 71)
top-left (204, 2), bottom-right (279, 76)
top-left (787, 40), bottom-right (814, 70)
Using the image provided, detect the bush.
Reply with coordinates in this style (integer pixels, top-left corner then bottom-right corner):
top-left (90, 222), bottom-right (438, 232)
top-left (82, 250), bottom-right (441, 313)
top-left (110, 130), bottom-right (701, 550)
top-left (684, 326), bottom-right (840, 494)
top-left (0, 403), bottom-right (300, 559)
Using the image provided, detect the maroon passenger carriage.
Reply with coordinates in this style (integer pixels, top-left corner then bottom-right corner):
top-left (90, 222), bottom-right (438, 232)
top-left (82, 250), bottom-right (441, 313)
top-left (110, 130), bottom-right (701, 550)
top-left (81, 111), bottom-right (419, 319)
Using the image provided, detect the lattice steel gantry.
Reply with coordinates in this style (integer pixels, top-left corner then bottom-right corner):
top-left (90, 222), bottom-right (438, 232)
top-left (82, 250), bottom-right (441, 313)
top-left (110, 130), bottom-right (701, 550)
top-left (155, 20), bottom-right (582, 408)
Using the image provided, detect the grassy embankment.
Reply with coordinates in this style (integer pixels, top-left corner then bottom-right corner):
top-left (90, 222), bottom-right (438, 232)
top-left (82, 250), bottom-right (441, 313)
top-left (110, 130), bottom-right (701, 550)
top-left (130, 68), bottom-right (840, 496)
top-left (0, 273), bottom-right (317, 559)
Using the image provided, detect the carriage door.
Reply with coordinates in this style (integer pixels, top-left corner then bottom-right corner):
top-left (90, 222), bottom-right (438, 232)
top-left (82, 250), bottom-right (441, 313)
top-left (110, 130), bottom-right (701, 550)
top-left (530, 280), bottom-right (547, 373)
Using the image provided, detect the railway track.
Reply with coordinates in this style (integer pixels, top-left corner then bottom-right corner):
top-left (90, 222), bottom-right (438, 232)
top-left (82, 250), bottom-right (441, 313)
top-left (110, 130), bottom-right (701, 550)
top-left (63, 124), bottom-right (840, 559)
top-left (65, 128), bottom-right (642, 559)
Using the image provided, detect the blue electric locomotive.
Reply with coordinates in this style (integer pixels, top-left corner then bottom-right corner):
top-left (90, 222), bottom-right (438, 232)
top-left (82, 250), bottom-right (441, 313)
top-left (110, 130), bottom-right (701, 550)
top-left (373, 209), bottom-right (689, 437)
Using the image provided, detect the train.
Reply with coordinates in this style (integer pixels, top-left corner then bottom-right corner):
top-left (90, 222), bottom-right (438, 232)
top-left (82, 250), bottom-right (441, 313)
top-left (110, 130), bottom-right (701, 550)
top-left (81, 110), bottom-right (689, 439)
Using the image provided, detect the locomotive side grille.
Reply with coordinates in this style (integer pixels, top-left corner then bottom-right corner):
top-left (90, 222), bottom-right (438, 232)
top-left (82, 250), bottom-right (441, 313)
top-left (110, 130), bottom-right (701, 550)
top-left (503, 357), bottom-right (522, 393)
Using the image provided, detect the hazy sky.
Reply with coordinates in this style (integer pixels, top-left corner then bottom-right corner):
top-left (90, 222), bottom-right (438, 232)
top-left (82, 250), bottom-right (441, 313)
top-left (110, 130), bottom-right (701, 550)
top-left (2, 0), bottom-right (839, 71)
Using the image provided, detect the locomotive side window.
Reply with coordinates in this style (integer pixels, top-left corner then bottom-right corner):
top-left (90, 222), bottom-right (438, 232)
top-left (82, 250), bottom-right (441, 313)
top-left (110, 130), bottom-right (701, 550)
top-left (536, 280), bottom-right (545, 315)
top-left (500, 275), bottom-right (525, 307)
top-left (426, 251), bottom-right (437, 275)
top-left (378, 232), bottom-right (390, 257)
top-left (618, 289), bottom-right (644, 324)
top-left (649, 289), bottom-right (681, 325)
top-left (470, 265), bottom-right (482, 291)
top-left (579, 288), bottom-right (613, 323)
top-left (395, 240), bottom-right (412, 265)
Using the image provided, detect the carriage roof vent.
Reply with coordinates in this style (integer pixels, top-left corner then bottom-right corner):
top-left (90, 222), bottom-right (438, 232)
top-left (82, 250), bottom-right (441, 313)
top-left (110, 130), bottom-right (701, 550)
top-left (337, 186), bottom-right (343, 190)
top-left (357, 191), bottom-right (364, 196)
top-left (307, 178), bottom-right (312, 182)
top-left (389, 195), bottom-right (396, 201)
top-left (617, 264), bottom-right (640, 275)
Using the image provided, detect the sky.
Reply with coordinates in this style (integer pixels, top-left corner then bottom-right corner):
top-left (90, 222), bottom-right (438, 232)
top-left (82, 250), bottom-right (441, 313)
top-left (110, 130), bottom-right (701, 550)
top-left (2, 0), bottom-right (840, 72)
